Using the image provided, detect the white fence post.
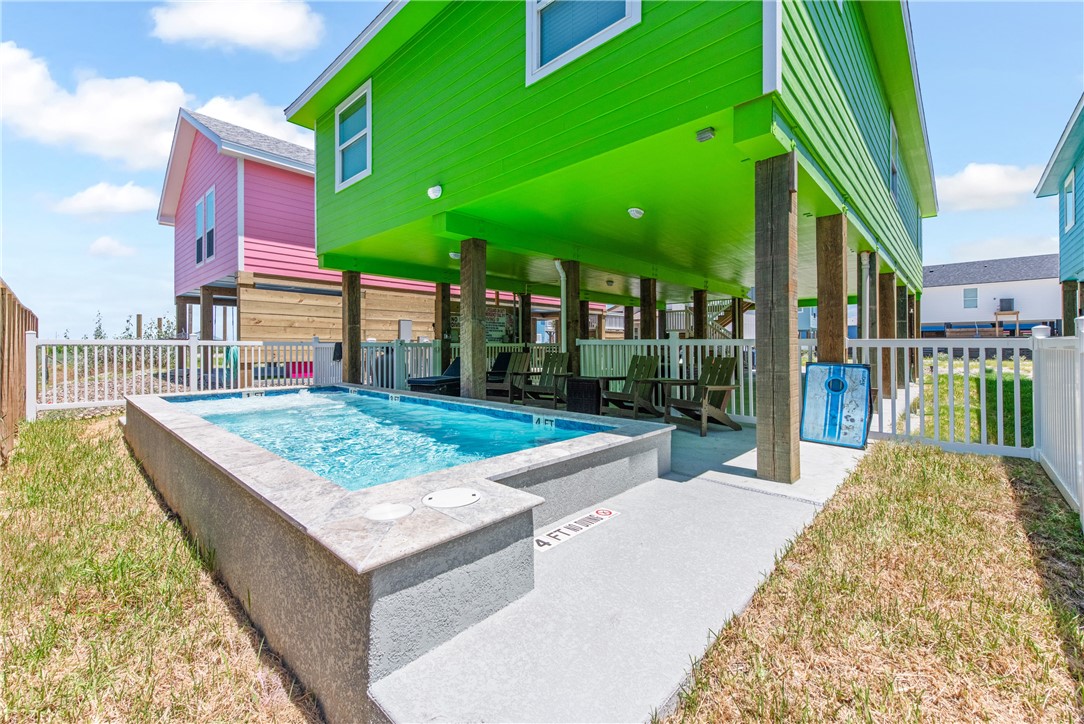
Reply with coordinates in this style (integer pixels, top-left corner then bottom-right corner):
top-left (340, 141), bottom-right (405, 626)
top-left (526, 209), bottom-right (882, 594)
top-left (432, 340), bottom-right (442, 375)
top-left (188, 333), bottom-right (199, 392)
top-left (394, 339), bottom-right (407, 390)
top-left (24, 330), bottom-right (37, 421)
top-left (1077, 317), bottom-right (1084, 532)
top-left (1031, 325), bottom-right (1049, 457)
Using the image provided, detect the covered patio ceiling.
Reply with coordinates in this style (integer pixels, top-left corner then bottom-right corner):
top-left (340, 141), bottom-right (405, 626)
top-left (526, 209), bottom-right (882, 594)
top-left (321, 109), bottom-right (873, 308)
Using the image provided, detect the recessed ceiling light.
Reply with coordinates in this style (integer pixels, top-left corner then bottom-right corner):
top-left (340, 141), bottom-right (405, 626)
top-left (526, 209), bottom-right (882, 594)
top-left (627, 207), bottom-right (645, 219)
top-left (696, 127), bottom-right (715, 142)
top-left (428, 185), bottom-right (443, 199)
top-left (449, 251), bottom-right (461, 260)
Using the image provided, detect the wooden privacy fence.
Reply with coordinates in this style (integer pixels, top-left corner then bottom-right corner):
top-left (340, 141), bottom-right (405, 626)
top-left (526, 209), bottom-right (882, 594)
top-left (1, 280), bottom-right (38, 461)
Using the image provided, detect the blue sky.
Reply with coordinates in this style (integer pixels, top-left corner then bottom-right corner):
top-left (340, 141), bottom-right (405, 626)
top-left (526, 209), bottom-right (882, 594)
top-left (1, 1), bottom-right (1082, 337)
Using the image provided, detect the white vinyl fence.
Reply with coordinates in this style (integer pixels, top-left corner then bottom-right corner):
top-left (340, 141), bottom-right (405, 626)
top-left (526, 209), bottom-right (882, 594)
top-left (1032, 324), bottom-right (1083, 520)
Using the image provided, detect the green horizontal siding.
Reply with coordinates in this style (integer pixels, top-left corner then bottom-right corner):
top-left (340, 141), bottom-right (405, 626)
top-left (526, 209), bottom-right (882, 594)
top-left (779, 0), bottom-right (923, 289)
top-left (315, 0), bottom-right (762, 255)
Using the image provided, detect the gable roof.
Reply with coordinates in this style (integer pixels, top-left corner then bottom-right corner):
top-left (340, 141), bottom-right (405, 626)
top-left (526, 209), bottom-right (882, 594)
top-left (923, 254), bottom-right (1060, 288)
top-left (157, 108), bottom-right (314, 226)
top-left (1036, 93), bottom-right (1084, 197)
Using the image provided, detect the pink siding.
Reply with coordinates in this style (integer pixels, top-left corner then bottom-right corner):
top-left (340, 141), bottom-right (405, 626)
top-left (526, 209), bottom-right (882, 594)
top-left (175, 132), bottom-right (238, 296)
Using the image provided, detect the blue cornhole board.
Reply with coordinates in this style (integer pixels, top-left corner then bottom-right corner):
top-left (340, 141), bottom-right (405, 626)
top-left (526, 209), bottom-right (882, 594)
top-left (800, 363), bottom-right (871, 449)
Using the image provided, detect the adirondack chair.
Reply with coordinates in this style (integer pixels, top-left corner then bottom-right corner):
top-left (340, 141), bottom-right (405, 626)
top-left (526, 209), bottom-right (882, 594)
top-left (659, 355), bottom-right (741, 436)
top-left (486, 352), bottom-right (530, 403)
top-left (487, 351), bottom-right (514, 383)
top-left (599, 355), bottom-right (661, 418)
top-left (517, 352), bottom-right (571, 408)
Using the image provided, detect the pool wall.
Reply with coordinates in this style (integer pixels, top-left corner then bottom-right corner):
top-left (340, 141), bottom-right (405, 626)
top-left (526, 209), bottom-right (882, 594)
top-left (124, 386), bottom-right (671, 722)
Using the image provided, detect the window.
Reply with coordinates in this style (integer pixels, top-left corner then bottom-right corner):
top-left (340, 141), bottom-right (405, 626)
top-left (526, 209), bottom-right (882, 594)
top-left (889, 113), bottom-right (899, 204)
top-left (335, 80), bottom-right (372, 191)
top-left (1065, 171), bottom-right (1076, 231)
top-left (194, 187), bottom-right (215, 264)
top-left (963, 288), bottom-right (978, 309)
top-left (526, 0), bottom-right (641, 85)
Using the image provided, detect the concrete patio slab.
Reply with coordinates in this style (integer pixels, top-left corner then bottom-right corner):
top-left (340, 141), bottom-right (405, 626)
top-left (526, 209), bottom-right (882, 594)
top-left (370, 426), bottom-right (868, 723)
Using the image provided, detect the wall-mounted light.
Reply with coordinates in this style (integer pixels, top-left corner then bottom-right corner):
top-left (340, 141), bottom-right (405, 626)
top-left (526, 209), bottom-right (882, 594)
top-left (606, 279), bottom-right (614, 287)
top-left (696, 127), bottom-right (716, 143)
top-left (448, 251), bottom-right (461, 260)
top-left (428, 185), bottom-right (443, 200)
top-left (627, 207), bottom-right (645, 220)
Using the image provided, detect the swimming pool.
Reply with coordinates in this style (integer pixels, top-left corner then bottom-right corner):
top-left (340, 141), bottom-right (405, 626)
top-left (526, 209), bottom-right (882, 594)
top-left (170, 388), bottom-right (608, 491)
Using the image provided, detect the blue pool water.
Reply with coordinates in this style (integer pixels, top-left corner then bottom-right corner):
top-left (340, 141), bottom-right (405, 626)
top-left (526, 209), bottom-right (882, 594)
top-left (171, 389), bottom-right (605, 491)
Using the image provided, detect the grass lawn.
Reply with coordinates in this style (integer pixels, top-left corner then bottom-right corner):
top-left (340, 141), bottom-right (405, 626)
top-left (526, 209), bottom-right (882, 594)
top-left (671, 443), bottom-right (1083, 721)
top-left (1, 415), bottom-right (318, 721)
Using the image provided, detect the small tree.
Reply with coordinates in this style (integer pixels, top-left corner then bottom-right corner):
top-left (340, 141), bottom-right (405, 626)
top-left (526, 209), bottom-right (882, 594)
top-left (92, 312), bottom-right (106, 340)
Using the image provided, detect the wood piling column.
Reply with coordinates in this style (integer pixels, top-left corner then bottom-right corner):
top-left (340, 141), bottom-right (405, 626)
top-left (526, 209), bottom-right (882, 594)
top-left (877, 271), bottom-right (897, 393)
top-left (518, 292), bottom-right (532, 345)
top-left (815, 214), bottom-right (848, 363)
top-left (341, 271), bottom-right (362, 384)
top-left (460, 238), bottom-right (487, 399)
top-left (639, 278), bottom-right (657, 340)
top-left (754, 151), bottom-right (800, 484)
top-left (623, 305), bottom-right (636, 339)
top-left (692, 289), bottom-right (708, 340)
top-left (436, 282), bottom-right (452, 371)
top-left (1062, 280), bottom-right (1078, 336)
top-left (579, 300), bottom-right (591, 340)
top-left (562, 261), bottom-right (582, 375)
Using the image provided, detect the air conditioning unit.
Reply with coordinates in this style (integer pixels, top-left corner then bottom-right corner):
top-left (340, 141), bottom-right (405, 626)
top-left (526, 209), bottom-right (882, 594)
top-left (999, 298), bottom-right (1015, 312)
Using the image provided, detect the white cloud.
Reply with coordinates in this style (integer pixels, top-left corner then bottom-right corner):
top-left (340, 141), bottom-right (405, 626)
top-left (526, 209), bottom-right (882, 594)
top-left (54, 182), bottom-right (159, 215)
top-left (196, 94), bottom-right (314, 149)
top-left (89, 236), bottom-right (137, 258)
top-left (150, 0), bottom-right (324, 59)
top-left (1, 41), bottom-right (308, 169)
top-left (937, 163), bottom-right (1044, 212)
top-left (0, 41), bottom-right (189, 170)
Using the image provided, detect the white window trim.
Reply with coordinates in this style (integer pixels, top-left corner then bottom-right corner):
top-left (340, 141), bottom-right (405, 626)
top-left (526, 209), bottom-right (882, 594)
top-left (525, 0), bottom-right (641, 86)
top-left (203, 186), bottom-right (217, 263)
top-left (335, 79), bottom-right (372, 192)
top-left (1065, 170), bottom-right (1076, 232)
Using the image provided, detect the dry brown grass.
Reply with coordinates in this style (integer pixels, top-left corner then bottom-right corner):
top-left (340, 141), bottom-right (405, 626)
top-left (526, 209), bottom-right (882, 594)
top-left (1, 415), bottom-right (321, 722)
top-left (670, 443), bottom-right (1084, 722)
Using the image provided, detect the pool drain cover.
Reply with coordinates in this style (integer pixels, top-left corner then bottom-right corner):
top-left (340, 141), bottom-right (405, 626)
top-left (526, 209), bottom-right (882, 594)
top-left (364, 503), bottom-right (414, 521)
top-left (423, 487), bottom-right (481, 509)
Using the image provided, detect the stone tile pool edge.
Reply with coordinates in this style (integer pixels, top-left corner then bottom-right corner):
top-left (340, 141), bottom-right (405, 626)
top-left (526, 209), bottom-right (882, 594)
top-left (123, 384), bottom-right (672, 723)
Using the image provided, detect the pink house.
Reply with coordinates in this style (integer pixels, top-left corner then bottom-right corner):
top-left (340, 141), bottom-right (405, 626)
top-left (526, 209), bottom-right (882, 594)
top-left (158, 109), bottom-right (446, 342)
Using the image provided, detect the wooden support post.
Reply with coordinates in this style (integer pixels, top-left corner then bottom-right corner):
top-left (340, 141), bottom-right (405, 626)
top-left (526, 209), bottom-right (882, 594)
top-left (623, 305), bottom-right (635, 339)
top-left (460, 238), bottom-right (487, 399)
top-left (199, 286), bottom-right (214, 374)
top-left (563, 260), bottom-right (581, 375)
top-left (658, 307), bottom-right (668, 338)
top-left (732, 297), bottom-right (744, 339)
top-left (518, 292), bottom-right (532, 345)
top-left (136, 313), bottom-right (143, 340)
top-left (896, 284), bottom-right (908, 387)
top-left (639, 278), bottom-right (657, 339)
top-left (692, 289), bottom-right (708, 340)
top-left (342, 271), bottom-right (362, 384)
top-left (1062, 280), bottom-right (1078, 336)
top-left (578, 300), bottom-right (591, 340)
top-left (175, 297), bottom-right (187, 337)
top-left (856, 252), bottom-right (869, 339)
top-left (754, 151), bottom-right (800, 483)
top-left (815, 214), bottom-right (847, 363)
top-left (907, 291), bottom-right (918, 381)
top-left (435, 282), bottom-right (452, 371)
top-left (878, 271), bottom-right (896, 393)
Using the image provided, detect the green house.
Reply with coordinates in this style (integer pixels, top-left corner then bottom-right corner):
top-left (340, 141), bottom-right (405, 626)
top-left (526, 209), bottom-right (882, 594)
top-left (287, 0), bottom-right (936, 482)
top-left (1036, 93), bottom-right (1084, 334)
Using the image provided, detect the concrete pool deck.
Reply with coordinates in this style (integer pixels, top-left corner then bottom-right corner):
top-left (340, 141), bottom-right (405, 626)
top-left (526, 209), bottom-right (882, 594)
top-left (370, 426), bottom-right (866, 723)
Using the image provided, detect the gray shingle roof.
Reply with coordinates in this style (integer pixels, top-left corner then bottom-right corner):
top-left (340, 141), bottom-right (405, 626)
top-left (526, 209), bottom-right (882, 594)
top-left (923, 254), bottom-right (1059, 288)
top-left (185, 109), bottom-right (314, 168)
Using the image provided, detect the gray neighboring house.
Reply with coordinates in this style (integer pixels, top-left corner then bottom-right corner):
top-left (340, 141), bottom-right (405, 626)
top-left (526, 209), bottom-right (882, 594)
top-left (921, 254), bottom-right (1062, 336)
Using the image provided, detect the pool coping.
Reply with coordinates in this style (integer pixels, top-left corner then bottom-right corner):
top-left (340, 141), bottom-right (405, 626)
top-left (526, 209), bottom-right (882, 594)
top-left (126, 384), bottom-right (671, 577)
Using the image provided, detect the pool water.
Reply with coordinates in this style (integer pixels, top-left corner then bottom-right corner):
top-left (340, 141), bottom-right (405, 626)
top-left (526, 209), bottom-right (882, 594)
top-left (172, 389), bottom-right (600, 491)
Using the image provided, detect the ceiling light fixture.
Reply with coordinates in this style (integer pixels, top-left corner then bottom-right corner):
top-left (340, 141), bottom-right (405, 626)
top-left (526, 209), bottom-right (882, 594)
top-left (606, 279), bottom-right (614, 287)
top-left (696, 127), bottom-right (716, 142)
top-left (627, 207), bottom-right (645, 220)
top-left (428, 185), bottom-right (443, 199)
top-left (448, 251), bottom-right (461, 260)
